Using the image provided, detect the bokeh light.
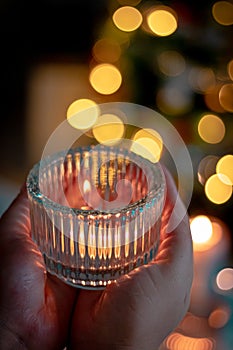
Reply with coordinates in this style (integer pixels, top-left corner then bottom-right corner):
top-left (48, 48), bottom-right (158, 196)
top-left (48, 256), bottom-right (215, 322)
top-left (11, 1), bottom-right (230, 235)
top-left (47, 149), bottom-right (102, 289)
top-left (198, 114), bottom-right (225, 144)
top-left (66, 99), bottom-right (99, 130)
top-left (132, 128), bottom-right (163, 160)
top-left (216, 154), bottom-right (233, 185)
top-left (189, 67), bottom-right (216, 93)
top-left (157, 50), bottom-right (186, 77)
top-left (92, 113), bottom-right (124, 145)
top-left (208, 306), bottom-right (231, 328)
top-left (197, 155), bottom-right (219, 186)
top-left (130, 137), bottom-right (161, 163)
top-left (228, 59), bottom-right (233, 80)
top-left (205, 173), bottom-right (232, 204)
top-left (112, 6), bottom-right (142, 32)
top-left (92, 38), bottom-right (121, 63)
top-left (219, 83), bottom-right (233, 112)
top-left (147, 6), bottom-right (178, 37)
top-left (216, 268), bottom-right (233, 291)
top-left (89, 64), bottom-right (122, 95)
top-left (212, 1), bottom-right (233, 26)
top-left (190, 215), bottom-right (213, 244)
top-left (156, 86), bottom-right (192, 115)
top-left (204, 84), bottom-right (226, 113)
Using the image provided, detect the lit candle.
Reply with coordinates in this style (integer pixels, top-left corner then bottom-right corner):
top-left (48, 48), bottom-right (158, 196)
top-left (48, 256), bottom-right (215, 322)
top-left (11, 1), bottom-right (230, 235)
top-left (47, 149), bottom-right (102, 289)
top-left (27, 145), bottom-right (165, 289)
top-left (189, 215), bottom-right (231, 316)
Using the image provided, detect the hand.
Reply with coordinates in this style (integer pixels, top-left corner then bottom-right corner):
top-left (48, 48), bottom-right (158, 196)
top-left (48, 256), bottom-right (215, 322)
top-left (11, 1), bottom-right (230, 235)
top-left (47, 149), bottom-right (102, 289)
top-left (70, 168), bottom-right (193, 350)
top-left (0, 186), bottom-right (77, 349)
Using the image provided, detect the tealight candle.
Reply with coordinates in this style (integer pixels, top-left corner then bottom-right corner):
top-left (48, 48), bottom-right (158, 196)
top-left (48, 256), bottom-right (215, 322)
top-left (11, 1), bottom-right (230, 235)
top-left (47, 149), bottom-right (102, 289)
top-left (27, 145), bottom-right (165, 289)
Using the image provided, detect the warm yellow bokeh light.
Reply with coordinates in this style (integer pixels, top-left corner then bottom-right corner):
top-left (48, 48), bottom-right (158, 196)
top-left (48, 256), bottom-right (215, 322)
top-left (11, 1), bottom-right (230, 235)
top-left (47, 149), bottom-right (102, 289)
top-left (198, 114), bottom-right (225, 144)
top-left (157, 50), bottom-right (186, 77)
top-left (216, 155), bottom-right (233, 185)
top-left (190, 215), bottom-right (213, 244)
top-left (66, 99), bottom-right (99, 130)
top-left (228, 59), bottom-right (233, 80)
top-left (131, 137), bottom-right (161, 163)
top-left (212, 1), bottom-right (233, 25)
top-left (89, 64), bottom-right (122, 95)
top-left (205, 173), bottom-right (232, 204)
top-left (92, 38), bottom-right (121, 63)
top-left (147, 7), bottom-right (178, 36)
top-left (208, 307), bottom-right (230, 328)
top-left (216, 268), bottom-right (233, 291)
top-left (132, 128), bottom-right (163, 160)
top-left (219, 83), bottom-right (233, 112)
top-left (112, 6), bottom-right (143, 32)
top-left (92, 114), bottom-right (124, 145)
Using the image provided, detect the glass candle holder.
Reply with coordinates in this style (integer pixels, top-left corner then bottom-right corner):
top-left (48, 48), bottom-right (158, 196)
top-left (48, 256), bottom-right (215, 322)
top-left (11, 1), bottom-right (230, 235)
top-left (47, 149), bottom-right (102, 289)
top-left (27, 145), bottom-right (165, 289)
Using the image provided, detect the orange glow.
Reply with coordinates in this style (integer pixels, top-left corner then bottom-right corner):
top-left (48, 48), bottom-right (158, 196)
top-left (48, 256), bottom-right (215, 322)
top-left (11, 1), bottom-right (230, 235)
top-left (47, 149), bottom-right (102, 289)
top-left (219, 83), bottom-right (233, 112)
top-left (228, 59), bottom-right (233, 80)
top-left (212, 1), bottom-right (233, 25)
top-left (89, 64), bottom-right (122, 95)
top-left (198, 114), bottom-right (225, 144)
top-left (190, 216), bottom-right (223, 251)
top-left (190, 215), bottom-right (213, 244)
top-left (216, 155), bottom-right (233, 185)
top-left (66, 99), bottom-right (99, 130)
top-left (112, 6), bottom-right (142, 32)
top-left (79, 221), bottom-right (86, 258)
top-left (147, 6), bottom-right (178, 37)
top-left (208, 307), bottom-right (230, 328)
top-left (205, 174), bottom-right (232, 204)
top-left (92, 38), bottom-right (121, 63)
top-left (216, 268), bottom-right (233, 291)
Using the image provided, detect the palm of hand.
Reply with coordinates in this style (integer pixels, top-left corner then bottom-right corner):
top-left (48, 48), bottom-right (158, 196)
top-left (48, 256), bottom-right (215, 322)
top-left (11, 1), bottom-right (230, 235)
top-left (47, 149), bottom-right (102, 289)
top-left (0, 169), bottom-right (193, 350)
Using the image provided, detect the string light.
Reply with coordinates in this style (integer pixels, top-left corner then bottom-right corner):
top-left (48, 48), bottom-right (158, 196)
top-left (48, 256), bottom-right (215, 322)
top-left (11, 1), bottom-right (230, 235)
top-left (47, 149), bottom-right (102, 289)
top-left (92, 113), bottom-right (125, 145)
top-left (219, 83), bottom-right (233, 112)
top-left (212, 1), bottom-right (233, 26)
top-left (205, 173), bottom-right (232, 204)
top-left (147, 6), bottom-right (178, 37)
top-left (66, 99), bottom-right (99, 130)
top-left (112, 6), bottom-right (142, 32)
top-left (89, 64), bottom-right (122, 95)
top-left (198, 114), bottom-right (225, 144)
top-left (132, 128), bottom-right (163, 161)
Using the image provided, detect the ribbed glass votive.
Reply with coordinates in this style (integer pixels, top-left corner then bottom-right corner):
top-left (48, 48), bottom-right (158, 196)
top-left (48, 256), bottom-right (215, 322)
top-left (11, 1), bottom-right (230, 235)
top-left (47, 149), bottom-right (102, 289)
top-left (27, 145), bottom-right (165, 289)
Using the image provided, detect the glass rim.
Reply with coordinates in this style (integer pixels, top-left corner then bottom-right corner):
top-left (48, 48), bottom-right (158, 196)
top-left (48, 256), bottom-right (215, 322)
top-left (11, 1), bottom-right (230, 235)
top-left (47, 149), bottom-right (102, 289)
top-left (26, 145), bottom-right (166, 216)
